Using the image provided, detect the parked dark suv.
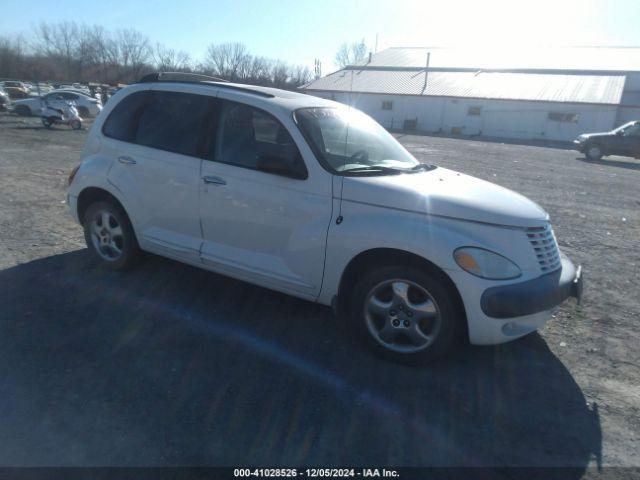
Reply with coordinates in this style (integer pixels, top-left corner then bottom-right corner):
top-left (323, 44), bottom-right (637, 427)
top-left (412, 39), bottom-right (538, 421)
top-left (574, 120), bottom-right (640, 160)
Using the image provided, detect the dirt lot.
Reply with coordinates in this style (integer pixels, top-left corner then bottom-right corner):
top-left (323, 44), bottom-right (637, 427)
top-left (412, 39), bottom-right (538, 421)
top-left (0, 113), bottom-right (638, 474)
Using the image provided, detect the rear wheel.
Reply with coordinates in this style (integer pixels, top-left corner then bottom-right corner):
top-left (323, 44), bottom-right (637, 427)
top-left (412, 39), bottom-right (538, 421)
top-left (349, 265), bottom-right (461, 363)
top-left (586, 143), bottom-right (603, 161)
top-left (71, 119), bottom-right (82, 130)
top-left (41, 117), bottom-right (53, 128)
top-left (83, 201), bottom-right (141, 270)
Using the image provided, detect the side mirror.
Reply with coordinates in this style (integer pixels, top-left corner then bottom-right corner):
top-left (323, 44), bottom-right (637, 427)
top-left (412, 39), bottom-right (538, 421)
top-left (256, 153), bottom-right (307, 180)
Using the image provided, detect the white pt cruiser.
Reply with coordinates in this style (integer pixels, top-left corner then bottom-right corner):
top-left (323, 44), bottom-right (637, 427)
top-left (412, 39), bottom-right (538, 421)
top-left (68, 73), bottom-right (583, 363)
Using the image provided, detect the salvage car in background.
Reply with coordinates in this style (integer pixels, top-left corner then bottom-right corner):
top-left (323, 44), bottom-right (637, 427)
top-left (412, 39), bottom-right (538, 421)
top-left (574, 120), bottom-right (640, 160)
top-left (11, 90), bottom-right (102, 118)
top-left (1, 80), bottom-right (29, 97)
top-left (0, 86), bottom-right (10, 111)
top-left (3, 86), bottom-right (29, 100)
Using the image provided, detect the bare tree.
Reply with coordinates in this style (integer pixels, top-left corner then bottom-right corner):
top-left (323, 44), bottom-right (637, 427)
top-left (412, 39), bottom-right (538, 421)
top-left (153, 43), bottom-right (191, 72)
top-left (33, 21), bottom-right (80, 79)
top-left (335, 39), bottom-right (368, 68)
top-left (1, 22), bottom-right (314, 90)
top-left (204, 42), bottom-right (250, 80)
top-left (0, 35), bottom-right (27, 79)
top-left (115, 29), bottom-right (151, 80)
top-left (290, 64), bottom-right (312, 86)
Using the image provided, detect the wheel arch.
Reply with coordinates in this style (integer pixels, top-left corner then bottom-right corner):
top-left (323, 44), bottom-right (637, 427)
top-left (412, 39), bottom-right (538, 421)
top-left (585, 139), bottom-right (606, 156)
top-left (77, 186), bottom-right (130, 227)
top-left (335, 248), bottom-right (468, 339)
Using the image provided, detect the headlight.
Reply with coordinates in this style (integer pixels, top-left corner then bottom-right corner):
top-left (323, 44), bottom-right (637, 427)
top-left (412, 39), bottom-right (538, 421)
top-left (454, 247), bottom-right (521, 280)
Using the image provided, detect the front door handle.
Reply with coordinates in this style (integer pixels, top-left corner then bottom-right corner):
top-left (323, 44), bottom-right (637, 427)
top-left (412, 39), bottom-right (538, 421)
top-left (118, 156), bottom-right (136, 165)
top-left (202, 175), bottom-right (226, 185)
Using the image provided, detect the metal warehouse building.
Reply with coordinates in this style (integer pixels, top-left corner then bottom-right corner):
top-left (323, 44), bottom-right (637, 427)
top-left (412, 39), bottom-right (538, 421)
top-left (300, 47), bottom-right (640, 142)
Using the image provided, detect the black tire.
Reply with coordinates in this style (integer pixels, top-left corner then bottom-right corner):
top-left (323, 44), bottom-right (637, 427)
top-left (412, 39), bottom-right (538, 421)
top-left (83, 201), bottom-right (141, 270)
top-left (41, 117), bottom-right (53, 128)
top-left (71, 119), bottom-right (82, 130)
top-left (585, 143), bottom-right (603, 161)
top-left (14, 105), bottom-right (31, 116)
top-left (349, 265), bottom-right (462, 364)
top-left (77, 106), bottom-right (90, 118)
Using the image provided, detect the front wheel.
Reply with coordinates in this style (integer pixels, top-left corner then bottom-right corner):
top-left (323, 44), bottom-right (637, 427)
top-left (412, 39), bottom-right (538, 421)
top-left (41, 117), bottom-right (53, 128)
top-left (349, 265), bottom-right (461, 363)
top-left (71, 120), bottom-right (82, 130)
top-left (585, 144), bottom-right (603, 161)
top-left (83, 201), bottom-right (141, 270)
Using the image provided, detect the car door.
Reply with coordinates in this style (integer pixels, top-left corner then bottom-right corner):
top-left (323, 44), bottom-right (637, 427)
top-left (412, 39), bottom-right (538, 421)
top-left (105, 89), bottom-right (213, 262)
top-left (198, 98), bottom-right (333, 299)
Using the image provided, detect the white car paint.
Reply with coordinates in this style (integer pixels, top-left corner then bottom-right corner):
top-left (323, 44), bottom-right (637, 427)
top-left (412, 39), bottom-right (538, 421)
top-left (12, 90), bottom-right (102, 116)
top-left (68, 79), bottom-right (579, 347)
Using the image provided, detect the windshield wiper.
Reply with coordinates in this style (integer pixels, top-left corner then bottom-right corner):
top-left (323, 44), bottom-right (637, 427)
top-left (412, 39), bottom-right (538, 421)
top-left (343, 163), bottom-right (436, 175)
top-left (342, 165), bottom-right (406, 174)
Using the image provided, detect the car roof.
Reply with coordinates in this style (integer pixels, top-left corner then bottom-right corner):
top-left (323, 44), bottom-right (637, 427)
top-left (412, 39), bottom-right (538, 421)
top-left (144, 80), bottom-right (340, 113)
top-left (136, 72), bottom-right (340, 113)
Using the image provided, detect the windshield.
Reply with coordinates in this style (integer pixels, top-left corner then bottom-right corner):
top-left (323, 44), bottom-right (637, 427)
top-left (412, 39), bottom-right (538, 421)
top-left (613, 121), bottom-right (640, 134)
top-left (295, 107), bottom-right (429, 174)
top-left (613, 121), bottom-right (639, 133)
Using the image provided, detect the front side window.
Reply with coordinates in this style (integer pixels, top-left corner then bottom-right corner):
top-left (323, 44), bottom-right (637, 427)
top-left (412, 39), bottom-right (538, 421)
top-left (295, 107), bottom-right (430, 175)
top-left (215, 101), bottom-right (306, 177)
top-left (136, 91), bottom-right (212, 157)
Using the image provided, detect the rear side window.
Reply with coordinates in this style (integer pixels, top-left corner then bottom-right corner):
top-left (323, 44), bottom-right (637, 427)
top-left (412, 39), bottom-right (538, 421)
top-left (136, 91), bottom-right (212, 157)
top-left (102, 91), bottom-right (150, 142)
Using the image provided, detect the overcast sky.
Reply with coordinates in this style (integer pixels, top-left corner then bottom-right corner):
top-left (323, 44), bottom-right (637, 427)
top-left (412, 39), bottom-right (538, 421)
top-left (2, 0), bottom-right (640, 71)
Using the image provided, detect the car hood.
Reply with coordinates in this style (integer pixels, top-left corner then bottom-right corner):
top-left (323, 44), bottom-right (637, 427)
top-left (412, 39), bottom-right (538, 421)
top-left (578, 132), bottom-right (612, 140)
top-left (341, 167), bottom-right (549, 228)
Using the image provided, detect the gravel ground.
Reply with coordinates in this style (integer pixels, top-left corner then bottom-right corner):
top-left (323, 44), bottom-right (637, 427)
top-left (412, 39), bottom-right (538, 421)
top-left (0, 113), bottom-right (638, 474)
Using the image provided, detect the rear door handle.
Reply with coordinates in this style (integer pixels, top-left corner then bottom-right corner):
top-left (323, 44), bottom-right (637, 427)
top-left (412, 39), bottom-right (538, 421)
top-left (202, 175), bottom-right (226, 185)
top-left (118, 156), bottom-right (136, 165)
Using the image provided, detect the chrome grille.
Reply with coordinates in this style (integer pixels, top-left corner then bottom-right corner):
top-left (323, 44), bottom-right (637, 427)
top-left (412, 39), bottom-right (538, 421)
top-left (526, 224), bottom-right (561, 273)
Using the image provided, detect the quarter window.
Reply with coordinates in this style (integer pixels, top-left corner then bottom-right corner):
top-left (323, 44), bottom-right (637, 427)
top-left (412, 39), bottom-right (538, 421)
top-left (102, 91), bottom-right (151, 142)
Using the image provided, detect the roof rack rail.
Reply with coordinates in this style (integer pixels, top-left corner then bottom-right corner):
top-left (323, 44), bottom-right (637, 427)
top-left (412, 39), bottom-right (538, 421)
top-left (137, 72), bottom-right (275, 98)
top-left (139, 72), bottom-right (229, 84)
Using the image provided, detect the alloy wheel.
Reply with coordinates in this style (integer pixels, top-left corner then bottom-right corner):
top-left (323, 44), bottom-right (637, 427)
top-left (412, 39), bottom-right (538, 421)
top-left (90, 210), bottom-right (124, 261)
top-left (363, 279), bottom-right (442, 353)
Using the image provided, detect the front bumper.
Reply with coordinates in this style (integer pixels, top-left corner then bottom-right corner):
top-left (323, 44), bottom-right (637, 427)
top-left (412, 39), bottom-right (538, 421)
top-left (480, 254), bottom-right (583, 319)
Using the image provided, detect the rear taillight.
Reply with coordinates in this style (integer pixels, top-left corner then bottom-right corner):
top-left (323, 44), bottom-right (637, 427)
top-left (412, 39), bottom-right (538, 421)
top-left (68, 164), bottom-right (80, 185)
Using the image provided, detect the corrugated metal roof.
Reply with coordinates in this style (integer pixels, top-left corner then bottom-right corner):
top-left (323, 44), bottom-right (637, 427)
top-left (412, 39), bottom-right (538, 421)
top-left (353, 47), bottom-right (640, 72)
top-left (301, 70), bottom-right (625, 105)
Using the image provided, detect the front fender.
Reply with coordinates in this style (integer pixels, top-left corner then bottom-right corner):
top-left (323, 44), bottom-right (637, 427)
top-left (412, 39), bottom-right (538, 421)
top-left (317, 200), bottom-right (539, 306)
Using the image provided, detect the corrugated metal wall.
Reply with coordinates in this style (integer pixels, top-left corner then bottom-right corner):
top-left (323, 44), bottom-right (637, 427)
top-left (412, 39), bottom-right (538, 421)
top-left (311, 92), bottom-right (618, 142)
